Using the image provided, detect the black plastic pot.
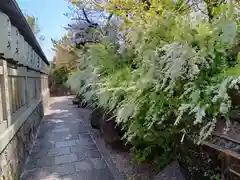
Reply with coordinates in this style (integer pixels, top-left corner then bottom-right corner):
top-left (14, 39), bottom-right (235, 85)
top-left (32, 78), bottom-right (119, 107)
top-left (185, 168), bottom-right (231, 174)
top-left (177, 159), bottom-right (191, 180)
top-left (72, 95), bottom-right (81, 105)
top-left (90, 108), bottom-right (104, 129)
top-left (100, 112), bottom-right (127, 150)
top-left (77, 101), bottom-right (88, 108)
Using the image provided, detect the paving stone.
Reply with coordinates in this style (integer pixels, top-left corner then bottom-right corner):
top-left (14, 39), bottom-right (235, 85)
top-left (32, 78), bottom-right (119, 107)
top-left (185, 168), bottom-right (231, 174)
top-left (70, 144), bottom-right (98, 154)
top-left (61, 172), bottom-right (86, 180)
top-left (75, 160), bottom-right (93, 171)
top-left (21, 168), bottom-right (61, 180)
top-left (28, 150), bottom-right (48, 160)
top-left (31, 142), bottom-right (55, 151)
top-left (21, 164), bottom-right (74, 179)
top-left (37, 132), bottom-right (53, 139)
top-left (77, 139), bottom-right (95, 146)
top-left (78, 133), bottom-right (92, 139)
top-left (25, 157), bottom-right (55, 170)
top-left (48, 163), bottom-right (75, 176)
top-left (34, 139), bottom-right (56, 148)
top-left (54, 124), bottom-right (68, 128)
top-left (90, 158), bottom-right (108, 170)
top-left (74, 158), bottom-right (107, 172)
top-left (54, 154), bottom-right (77, 165)
top-left (55, 140), bottom-right (77, 148)
top-left (53, 112), bottom-right (73, 118)
top-left (84, 150), bottom-right (102, 159)
top-left (78, 134), bottom-right (95, 144)
top-left (36, 158), bottom-right (55, 168)
top-left (62, 169), bottom-right (114, 180)
top-left (46, 132), bottom-right (80, 141)
top-left (69, 122), bottom-right (89, 134)
top-left (47, 147), bottom-right (71, 157)
top-left (21, 96), bottom-right (115, 180)
top-left (47, 119), bottom-right (66, 123)
top-left (77, 150), bottom-right (102, 161)
top-left (95, 169), bottom-right (115, 180)
top-left (52, 128), bottom-right (70, 133)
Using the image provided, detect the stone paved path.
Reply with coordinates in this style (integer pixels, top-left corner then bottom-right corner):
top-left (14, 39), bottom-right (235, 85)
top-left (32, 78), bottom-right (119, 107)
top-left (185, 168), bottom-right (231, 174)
top-left (20, 96), bottom-right (114, 180)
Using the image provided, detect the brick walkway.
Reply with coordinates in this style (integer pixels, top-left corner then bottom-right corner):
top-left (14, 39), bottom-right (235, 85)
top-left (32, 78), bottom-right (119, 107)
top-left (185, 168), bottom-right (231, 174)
top-left (20, 96), bottom-right (114, 180)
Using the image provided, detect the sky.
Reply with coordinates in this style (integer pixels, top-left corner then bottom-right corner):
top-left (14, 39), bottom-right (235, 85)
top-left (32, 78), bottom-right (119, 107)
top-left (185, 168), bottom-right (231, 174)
top-left (17, 0), bottom-right (71, 61)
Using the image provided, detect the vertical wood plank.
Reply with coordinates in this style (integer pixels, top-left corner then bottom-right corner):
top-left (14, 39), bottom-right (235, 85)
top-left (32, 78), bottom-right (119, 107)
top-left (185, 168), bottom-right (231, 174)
top-left (8, 76), bottom-right (13, 114)
top-left (0, 73), bottom-right (3, 123)
top-left (23, 67), bottom-right (27, 106)
top-left (2, 60), bottom-right (12, 126)
top-left (25, 69), bottom-right (30, 106)
top-left (0, 60), bottom-right (7, 132)
top-left (12, 76), bottom-right (16, 113)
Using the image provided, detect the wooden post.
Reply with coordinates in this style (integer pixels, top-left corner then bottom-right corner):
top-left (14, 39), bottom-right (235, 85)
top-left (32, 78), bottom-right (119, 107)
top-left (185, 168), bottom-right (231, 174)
top-left (24, 67), bottom-right (28, 107)
top-left (0, 84), bottom-right (3, 123)
top-left (26, 70), bottom-right (31, 106)
top-left (2, 60), bottom-right (12, 126)
top-left (0, 61), bottom-right (3, 123)
top-left (0, 59), bottom-right (7, 132)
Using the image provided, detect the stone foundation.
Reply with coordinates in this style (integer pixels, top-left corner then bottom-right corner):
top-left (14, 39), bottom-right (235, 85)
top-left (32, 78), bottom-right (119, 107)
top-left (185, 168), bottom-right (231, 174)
top-left (0, 102), bottom-right (44, 180)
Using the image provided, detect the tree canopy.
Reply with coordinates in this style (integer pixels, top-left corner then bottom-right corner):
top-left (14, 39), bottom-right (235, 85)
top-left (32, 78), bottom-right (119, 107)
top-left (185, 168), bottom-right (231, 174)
top-left (26, 15), bottom-right (45, 43)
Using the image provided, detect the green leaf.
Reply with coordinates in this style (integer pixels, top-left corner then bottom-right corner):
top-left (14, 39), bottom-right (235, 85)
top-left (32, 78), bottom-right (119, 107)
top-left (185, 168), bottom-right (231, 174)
top-left (225, 65), bottom-right (240, 76)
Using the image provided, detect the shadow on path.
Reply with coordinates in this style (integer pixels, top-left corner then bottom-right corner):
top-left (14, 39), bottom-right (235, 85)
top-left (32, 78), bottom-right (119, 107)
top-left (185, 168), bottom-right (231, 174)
top-left (20, 96), bottom-right (116, 180)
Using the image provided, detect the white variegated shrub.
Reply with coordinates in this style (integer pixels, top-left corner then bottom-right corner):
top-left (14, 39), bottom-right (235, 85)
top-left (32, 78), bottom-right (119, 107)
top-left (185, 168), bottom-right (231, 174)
top-left (67, 0), bottom-right (240, 166)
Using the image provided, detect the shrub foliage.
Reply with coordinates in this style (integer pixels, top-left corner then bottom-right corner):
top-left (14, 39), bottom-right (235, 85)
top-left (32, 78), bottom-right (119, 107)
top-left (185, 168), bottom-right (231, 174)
top-left (67, 0), bottom-right (240, 166)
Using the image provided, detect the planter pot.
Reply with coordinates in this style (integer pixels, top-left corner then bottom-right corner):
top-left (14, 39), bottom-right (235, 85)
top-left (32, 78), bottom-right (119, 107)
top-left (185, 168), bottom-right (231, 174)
top-left (228, 88), bottom-right (240, 108)
top-left (72, 95), bottom-right (88, 108)
top-left (90, 108), bottom-right (104, 129)
top-left (100, 112), bottom-right (126, 150)
top-left (77, 101), bottom-right (88, 108)
top-left (155, 161), bottom-right (187, 180)
top-left (177, 159), bottom-right (192, 180)
top-left (72, 95), bottom-right (81, 105)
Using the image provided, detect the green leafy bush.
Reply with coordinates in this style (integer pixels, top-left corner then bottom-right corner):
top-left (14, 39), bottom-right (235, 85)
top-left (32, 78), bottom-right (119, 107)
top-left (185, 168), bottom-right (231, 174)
top-left (68, 0), bottom-right (240, 167)
top-left (50, 66), bottom-right (70, 85)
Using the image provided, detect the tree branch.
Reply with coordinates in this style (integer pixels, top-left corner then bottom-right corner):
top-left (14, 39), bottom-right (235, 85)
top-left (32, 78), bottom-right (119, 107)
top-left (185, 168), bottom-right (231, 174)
top-left (82, 8), bottom-right (98, 27)
top-left (104, 13), bottom-right (114, 36)
top-left (107, 13), bottom-right (113, 22)
top-left (204, 0), bottom-right (226, 22)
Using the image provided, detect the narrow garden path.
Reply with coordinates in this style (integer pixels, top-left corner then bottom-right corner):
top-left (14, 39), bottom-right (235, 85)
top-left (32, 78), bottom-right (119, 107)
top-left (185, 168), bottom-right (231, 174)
top-left (20, 96), bottom-right (115, 180)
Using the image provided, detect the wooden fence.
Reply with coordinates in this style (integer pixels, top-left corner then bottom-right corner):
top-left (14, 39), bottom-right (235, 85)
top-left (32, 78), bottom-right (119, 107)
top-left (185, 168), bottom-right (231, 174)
top-left (0, 60), bottom-right (48, 135)
top-left (0, 9), bottom-right (49, 151)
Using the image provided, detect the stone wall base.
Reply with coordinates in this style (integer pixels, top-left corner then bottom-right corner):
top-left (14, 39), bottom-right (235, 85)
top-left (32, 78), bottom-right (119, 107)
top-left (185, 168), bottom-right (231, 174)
top-left (0, 102), bottom-right (44, 180)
